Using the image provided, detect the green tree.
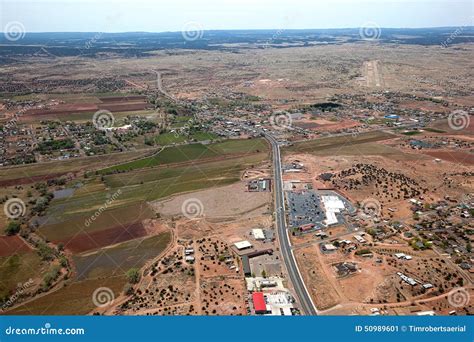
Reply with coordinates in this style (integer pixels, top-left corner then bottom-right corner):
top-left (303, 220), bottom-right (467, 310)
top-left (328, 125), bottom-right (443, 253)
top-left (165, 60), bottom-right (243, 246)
top-left (5, 221), bottom-right (20, 236)
top-left (37, 242), bottom-right (55, 261)
top-left (126, 268), bottom-right (140, 284)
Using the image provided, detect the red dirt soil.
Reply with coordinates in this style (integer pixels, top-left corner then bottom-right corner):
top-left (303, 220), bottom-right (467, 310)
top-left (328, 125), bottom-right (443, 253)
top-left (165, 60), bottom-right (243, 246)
top-left (423, 151), bottom-right (474, 165)
top-left (97, 102), bottom-right (149, 112)
top-left (0, 236), bottom-right (32, 257)
top-left (59, 221), bottom-right (148, 254)
top-left (99, 96), bottom-right (147, 103)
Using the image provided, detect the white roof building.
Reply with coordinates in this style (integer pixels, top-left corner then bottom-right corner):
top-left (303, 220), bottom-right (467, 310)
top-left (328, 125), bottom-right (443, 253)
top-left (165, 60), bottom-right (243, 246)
top-left (323, 243), bottom-right (337, 251)
top-left (354, 235), bottom-right (366, 243)
top-left (321, 195), bottom-right (346, 226)
top-left (252, 229), bottom-right (265, 240)
top-left (234, 240), bottom-right (253, 250)
top-left (264, 291), bottom-right (294, 316)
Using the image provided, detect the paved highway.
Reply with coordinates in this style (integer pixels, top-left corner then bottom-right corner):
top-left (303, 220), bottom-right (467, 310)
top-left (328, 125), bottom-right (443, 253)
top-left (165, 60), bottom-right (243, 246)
top-left (265, 134), bottom-right (318, 315)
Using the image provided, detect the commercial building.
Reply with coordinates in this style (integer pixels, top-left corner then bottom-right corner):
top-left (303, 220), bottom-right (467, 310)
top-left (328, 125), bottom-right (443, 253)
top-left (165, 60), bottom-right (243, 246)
top-left (321, 195), bottom-right (346, 226)
top-left (242, 255), bottom-right (251, 277)
top-left (252, 292), bottom-right (268, 314)
top-left (234, 240), bottom-right (253, 250)
top-left (252, 229), bottom-right (265, 240)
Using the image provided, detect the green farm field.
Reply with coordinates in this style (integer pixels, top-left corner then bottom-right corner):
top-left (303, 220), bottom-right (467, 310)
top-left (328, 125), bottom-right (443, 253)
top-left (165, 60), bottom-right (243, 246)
top-left (100, 138), bottom-right (269, 173)
top-left (103, 153), bottom-right (267, 187)
top-left (305, 142), bottom-right (429, 161)
top-left (284, 131), bottom-right (395, 155)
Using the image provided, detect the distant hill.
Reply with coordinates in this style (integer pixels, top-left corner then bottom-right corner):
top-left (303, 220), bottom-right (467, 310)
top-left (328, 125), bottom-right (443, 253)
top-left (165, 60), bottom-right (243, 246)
top-left (1, 27), bottom-right (473, 59)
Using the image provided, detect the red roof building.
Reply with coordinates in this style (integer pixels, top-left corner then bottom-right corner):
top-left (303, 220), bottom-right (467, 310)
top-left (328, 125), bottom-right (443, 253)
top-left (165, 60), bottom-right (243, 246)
top-left (252, 292), bottom-right (267, 314)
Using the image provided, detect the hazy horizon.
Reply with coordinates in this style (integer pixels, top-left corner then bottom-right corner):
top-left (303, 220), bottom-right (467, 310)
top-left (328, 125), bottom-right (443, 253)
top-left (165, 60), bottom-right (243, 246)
top-left (2, 25), bottom-right (474, 34)
top-left (1, 0), bottom-right (473, 33)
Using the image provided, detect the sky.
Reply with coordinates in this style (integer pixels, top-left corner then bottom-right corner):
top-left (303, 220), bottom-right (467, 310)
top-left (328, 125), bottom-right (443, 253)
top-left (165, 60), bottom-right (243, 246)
top-left (1, 0), bottom-right (473, 32)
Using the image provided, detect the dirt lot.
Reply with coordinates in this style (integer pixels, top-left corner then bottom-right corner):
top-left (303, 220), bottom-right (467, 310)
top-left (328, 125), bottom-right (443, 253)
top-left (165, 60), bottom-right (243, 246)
top-left (294, 245), bottom-right (341, 310)
top-left (152, 181), bottom-right (271, 220)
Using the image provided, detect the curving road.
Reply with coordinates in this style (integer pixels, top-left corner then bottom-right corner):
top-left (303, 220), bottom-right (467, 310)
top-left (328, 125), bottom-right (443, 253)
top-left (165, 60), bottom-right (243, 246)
top-left (265, 134), bottom-right (318, 315)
